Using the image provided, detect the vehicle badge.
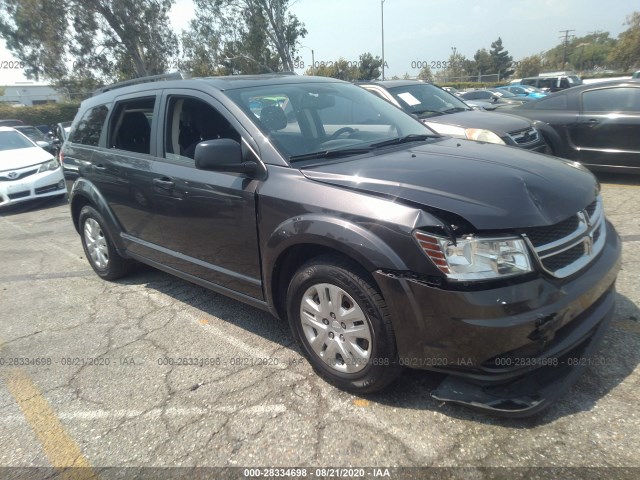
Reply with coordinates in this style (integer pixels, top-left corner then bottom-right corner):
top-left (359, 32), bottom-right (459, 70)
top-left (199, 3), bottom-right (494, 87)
top-left (7, 171), bottom-right (18, 179)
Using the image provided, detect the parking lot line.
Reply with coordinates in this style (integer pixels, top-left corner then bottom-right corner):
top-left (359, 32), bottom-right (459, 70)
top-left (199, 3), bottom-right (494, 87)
top-left (1, 368), bottom-right (98, 480)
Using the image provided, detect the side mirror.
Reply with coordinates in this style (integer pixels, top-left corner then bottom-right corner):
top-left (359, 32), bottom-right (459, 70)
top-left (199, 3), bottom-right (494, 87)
top-left (195, 139), bottom-right (257, 175)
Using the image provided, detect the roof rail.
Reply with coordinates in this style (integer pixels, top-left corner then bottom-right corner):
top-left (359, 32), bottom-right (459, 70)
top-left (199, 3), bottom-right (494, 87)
top-left (93, 71), bottom-right (190, 96)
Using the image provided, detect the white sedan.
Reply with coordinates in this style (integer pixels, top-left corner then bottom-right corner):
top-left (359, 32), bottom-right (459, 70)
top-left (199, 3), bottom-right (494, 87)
top-left (0, 126), bottom-right (66, 207)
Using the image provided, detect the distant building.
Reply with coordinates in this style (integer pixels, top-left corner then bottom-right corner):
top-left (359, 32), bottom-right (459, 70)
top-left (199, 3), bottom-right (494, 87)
top-left (0, 82), bottom-right (64, 106)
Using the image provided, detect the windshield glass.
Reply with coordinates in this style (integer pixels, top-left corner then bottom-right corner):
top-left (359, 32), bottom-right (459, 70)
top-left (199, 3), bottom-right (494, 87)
top-left (0, 130), bottom-right (36, 151)
top-left (387, 83), bottom-right (471, 118)
top-left (490, 89), bottom-right (514, 97)
top-left (15, 126), bottom-right (46, 141)
top-left (226, 81), bottom-right (436, 162)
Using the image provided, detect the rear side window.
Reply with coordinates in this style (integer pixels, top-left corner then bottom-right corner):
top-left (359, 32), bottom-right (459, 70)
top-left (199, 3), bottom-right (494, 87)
top-left (68, 105), bottom-right (109, 146)
top-left (109, 97), bottom-right (155, 154)
top-left (582, 87), bottom-right (640, 112)
top-left (534, 95), bottom-right (567, 110)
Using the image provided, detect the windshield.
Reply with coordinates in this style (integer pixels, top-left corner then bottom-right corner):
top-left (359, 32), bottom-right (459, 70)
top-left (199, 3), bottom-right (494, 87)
top-left (387, 83), bottom-right (471, 118)
top-left (15, 126), bottom-right (46, 141)
top-left (0, 130), bottom-right (36, 151)
top-left (490, 89), bottom-right (514, 97)
top-left (226, 81), bottom-right (437, 162)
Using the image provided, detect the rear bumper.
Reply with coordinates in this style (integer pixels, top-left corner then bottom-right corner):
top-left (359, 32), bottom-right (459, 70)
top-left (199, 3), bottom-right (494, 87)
top-left (374, 220), bottom-right (621, 415)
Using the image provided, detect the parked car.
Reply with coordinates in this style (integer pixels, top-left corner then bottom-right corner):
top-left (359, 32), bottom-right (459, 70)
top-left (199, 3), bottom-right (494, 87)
top-left (496, 85), bottom-right (548, 99)
top-left (0, 119), bottom-right (24, 127)
top-left (632, 70), bottom-right (640, 79)
top-left (460, 89), bottom-right (528, 106)
top-left (358, 80), bottom-right (548, 152)
top-left (0, 127), bottom-right (66, 207)
top-left (441, 86), bottom-right (462, 97)
top-left (519, 75), bottom-right (582, 92)
top-left (62, 73), bottom-right (620, 417)
top-left (511, 79), bottom-right (640, 173)
top-left (13, 125), bottom-right (58, 156)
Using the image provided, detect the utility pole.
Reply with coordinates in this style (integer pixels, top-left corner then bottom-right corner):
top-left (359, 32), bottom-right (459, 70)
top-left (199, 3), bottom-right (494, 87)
top-left (559, 29), bottom-right (575, 70)
top-left (381, 0), bottom-right (386, 80)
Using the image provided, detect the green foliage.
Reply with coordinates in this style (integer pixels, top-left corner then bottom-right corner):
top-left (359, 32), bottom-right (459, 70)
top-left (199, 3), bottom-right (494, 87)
top-left (489, 37), bottom-right (514, 77)
top-left (304, 52), bottom-right (382, 81)
top-left (608, 12), bottom-right (640, 70)
top-left (473, 48), bottom-right (493, 74)
top-left (417, 65), bottom-right (433, 82)
top-left (515, 55), bottom-right (543, 78)
top-left (0, 102), bottom-right (80, 126)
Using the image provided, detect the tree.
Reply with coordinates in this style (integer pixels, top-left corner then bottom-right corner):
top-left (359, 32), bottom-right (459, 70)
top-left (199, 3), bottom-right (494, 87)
top-left (435, 50), bottom-right (470, 82)
top-left (515, 55), bottom-right (542, 77)
top-left (0, 0), bottom-right (179, 83)
top-left (609, 12), bottom-right (640, 70)
top-left (0, 0), bottom-right (68, 81)
top-left (472, 48), bottom-right (493, 75)
top-left (489, 37), bottom-right (514, 78)
top-left (417, 65), bottom-right (433, 82)
top-left (356, 52), bottom-right (382, 81)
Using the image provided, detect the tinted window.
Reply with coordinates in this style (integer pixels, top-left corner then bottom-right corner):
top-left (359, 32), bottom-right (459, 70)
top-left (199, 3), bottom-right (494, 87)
top-left (108, 98), bottom-right (155, 154)
top-left (534, 94), bottom-right (567, 110)
top-left (69, 105), bottom-right (109, 146)
top-left (0, 130), bottom-right (35, 151)
top-left (582, 87), bottom-right (640, 112)
top-left (164, 96), bottom-right (240, 165)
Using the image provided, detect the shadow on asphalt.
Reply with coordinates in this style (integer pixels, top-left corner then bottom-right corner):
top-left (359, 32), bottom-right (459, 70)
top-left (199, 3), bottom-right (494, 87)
top-left (0, 195), bottom-right (68, 217)
top-left (117, 263), bottom-right (640, 427)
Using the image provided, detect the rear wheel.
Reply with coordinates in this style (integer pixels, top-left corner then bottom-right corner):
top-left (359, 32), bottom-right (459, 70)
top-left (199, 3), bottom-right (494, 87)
top-left (286, 255), bottom-right (401, 393)
top-left (79, 205), bottom-right (133, 280)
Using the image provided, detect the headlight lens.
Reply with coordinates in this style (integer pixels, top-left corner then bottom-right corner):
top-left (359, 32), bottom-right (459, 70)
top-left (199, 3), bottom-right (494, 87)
top-left (414, 232), bottom-right (533, 281)
top-left (464, 128), bottom-right (506, 144)
top-left (38, 159), bottom-right (60, 173)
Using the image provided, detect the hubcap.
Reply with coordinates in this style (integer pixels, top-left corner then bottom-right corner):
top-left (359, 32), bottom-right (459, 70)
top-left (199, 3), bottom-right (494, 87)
top-left (84, 218), bottom-right (109, 270)
top-left (299, 283), bottom-right (372, 374)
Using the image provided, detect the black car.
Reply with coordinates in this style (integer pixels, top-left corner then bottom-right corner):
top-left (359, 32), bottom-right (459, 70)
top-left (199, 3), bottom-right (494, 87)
top-left (359, 80), bottom-right (547, 152)
top-left (13, 125), bottom-right (58, 156)
top-left (62, 73), bottom-right (620, 417)
top-left (511, 80), bottom-right (640, 173)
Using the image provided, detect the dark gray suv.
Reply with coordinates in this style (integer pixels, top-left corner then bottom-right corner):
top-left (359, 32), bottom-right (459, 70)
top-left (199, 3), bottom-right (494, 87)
top-left (63, 73), bottom-right (621, 417)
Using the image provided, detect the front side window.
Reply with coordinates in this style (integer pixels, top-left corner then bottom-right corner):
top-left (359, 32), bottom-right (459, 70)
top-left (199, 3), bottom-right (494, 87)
top-left (225, 82), bottom-right (434, 162)
top-left (108, 98), bottom-right (155, 154)
top-left (164, 96), bottom-right (241, 165)
top-left (69, 105), bottom-right (109, 146)
top-left (582, 87), bottom-right (640, 112)
top-left (0, 130), bottom-right (35, 152)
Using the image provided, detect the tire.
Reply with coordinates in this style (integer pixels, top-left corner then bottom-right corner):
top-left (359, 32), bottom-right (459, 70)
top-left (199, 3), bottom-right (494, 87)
top-left (286, 255), bottom-right (401, 394)
top-left (79, 205), bottom-right (133, 280)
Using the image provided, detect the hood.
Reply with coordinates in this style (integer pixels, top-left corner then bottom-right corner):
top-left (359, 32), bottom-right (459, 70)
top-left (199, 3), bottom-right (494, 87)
top-left (425, 110), bottom-right (532, 136)
top-left (0, 147), bottom-right (53, 171)
top-left (301, 138), bottom-right (598, 230)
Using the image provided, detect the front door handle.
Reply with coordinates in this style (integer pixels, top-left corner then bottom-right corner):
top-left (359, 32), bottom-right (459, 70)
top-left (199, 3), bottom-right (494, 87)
top-left (94, 164), bottom-right (107, 171)
top-left (153, 178), bottom-right (175, 190)
top-left (587, 118), bottom-right (599, 125)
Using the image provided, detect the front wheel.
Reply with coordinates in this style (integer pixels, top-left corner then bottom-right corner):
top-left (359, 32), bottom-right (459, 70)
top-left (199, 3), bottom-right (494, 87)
top-left (286, 256), bottom-right (401, 393)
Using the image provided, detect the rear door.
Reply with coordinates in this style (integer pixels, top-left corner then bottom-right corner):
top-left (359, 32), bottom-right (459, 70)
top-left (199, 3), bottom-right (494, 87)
top-left (568, 86), bottom-right (640, 168)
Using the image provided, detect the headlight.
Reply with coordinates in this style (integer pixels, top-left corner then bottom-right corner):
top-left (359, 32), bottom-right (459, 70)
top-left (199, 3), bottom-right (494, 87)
top-left (38, 159), bottom-right (60, 173)
top-left (464, 128), bottom-right (505, 144)
top-left (422, 123), bottom-right (505, 145)
top-left (414, 231), bottom-right (533, 281)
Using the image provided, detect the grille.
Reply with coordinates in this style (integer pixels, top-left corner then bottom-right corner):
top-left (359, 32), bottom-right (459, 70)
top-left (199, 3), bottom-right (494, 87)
top-left (522, 196), bottom-right (605, 279)
top-left (508, 127), bottom-right (539, 145)
top-left (0, 169), bottom-right (38, 182)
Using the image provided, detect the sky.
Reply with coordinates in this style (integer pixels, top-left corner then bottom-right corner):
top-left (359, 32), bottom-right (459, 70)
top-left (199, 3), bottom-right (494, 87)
top-left (0, 0), bottom-right (637, 85)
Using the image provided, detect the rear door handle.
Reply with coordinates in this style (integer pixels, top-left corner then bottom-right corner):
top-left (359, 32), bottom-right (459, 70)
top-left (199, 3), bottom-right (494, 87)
top-left (94, 164), bottom-right (107, 171)
top-left (587, 119), bottom-right (599, 125)
top-left (153, 178), bottom-right (175, 190)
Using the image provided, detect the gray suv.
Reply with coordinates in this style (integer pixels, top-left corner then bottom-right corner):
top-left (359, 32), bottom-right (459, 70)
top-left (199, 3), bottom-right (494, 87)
top-left (63, 73), bottom-right (621, 417)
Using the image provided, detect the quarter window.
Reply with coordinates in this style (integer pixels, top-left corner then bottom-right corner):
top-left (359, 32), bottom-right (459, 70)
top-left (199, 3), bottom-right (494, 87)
top-left (68, 105), bottom-right (109, 146)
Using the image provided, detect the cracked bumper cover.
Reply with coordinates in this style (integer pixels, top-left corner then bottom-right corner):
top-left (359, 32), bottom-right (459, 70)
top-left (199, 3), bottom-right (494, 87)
top-left (374, 221), bottom-right (621, 417)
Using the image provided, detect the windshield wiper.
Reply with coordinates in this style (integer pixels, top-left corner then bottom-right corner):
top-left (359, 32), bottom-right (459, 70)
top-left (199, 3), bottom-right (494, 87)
top-left (442, 107), bottom-right (469, 113)
top-left (412, 108), bottom-right (444, 117)
top-left (370, 134), bottom-right (435, 149)
top-left (289, 147), bottom-right (372, 163)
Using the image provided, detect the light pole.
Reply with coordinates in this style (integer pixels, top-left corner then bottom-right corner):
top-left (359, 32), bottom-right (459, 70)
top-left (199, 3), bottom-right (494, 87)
top-left (299, 45), bottom-right (315, 75)
top-left (381, 0), bottom-right (386, 80)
